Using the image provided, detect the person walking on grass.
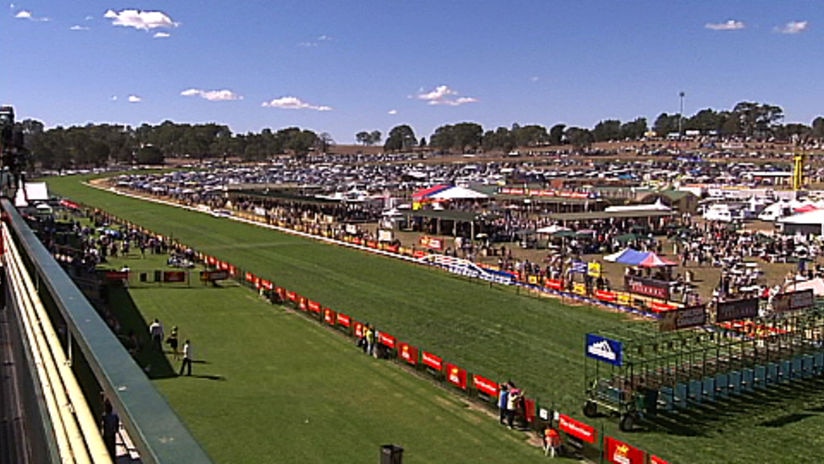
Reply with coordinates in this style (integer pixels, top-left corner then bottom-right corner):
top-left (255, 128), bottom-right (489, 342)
top-left (179, 339), bottom-right (192, 376)
top-left (166, 326), bottom-right (179, 360)
top-left (498, 384), bottom-right (509, 425)
top-left (149, 318), bottom-right (164, 352)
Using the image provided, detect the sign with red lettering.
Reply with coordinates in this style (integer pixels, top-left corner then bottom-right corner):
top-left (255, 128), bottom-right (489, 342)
top-left (199, 270), bottom-right (229, 282)
top-left (445, 363), bottom-right (467, 390)
top-left (472, 374), bottom-right (499, 397)
top-left (323, 308), bottom-right (336, 325)
top-left (558, 414), bottom-right (596, 444)
top-left (245, 272), bottom-right (254, 282)
top-left (337, 313), bottom-right (351, 328)
top-left (412, 250), bottom-right (427, 259)
top-left (261, 280), bottom-right (273, 291)
top-left (604, 437), bottom-right (645, 464)
top-left (419, 235), bottom-right (444, 251)
top-left (286, 290), bottom-right (297, 302)
top-left (545, 278), bottom-right (563, 291)
top-left (422, 351), bottom-right (443, 371)
top-left (378, 332), bottom-right (396, 349)
top-left (649, 455), bottom-right (668, 464)
top-left (594, 290), bottom-right (617, 302)
top-left (398, 342), bottom-right (418, 365)
top-left (354, 321), bottom-right (364, 338)
top-left (308, 300), bottom-right (322, 313)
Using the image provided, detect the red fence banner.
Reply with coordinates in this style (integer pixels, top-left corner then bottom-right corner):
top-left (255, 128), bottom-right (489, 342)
top-left (254, 277), bottom-right (261, 289)
top-left (275, 287), bottom-right (286, 301)
top-left (412, 250), bottom-right (427, 259)
top-left (472, 374), bottom-right (499, 397)
top-left (308, 300), bottom-right (322, 313)
top-left (523, 397), bottom-right (536, 423)
top-left (419, 235), bottom-right (444, 251)
top-left (398, 342), bottom-right (418, 365)
top-left (228, 265), bottom-right (236, 276)
top-left (558, 414), bottom-right (597, 444)
top-left (286, 290), bottom-right (297, 302)
top-left (323, 308), bottom-right (336, 325)
top-left (261, 280), bottom-right (273, 291)
top-left (604, 437), bottom-right (646, 464)
top-left (445, 363), bottom-right (467, 390)
top-left (298, 297), bottom-right (308, 311)
top-left (337, 313), bottom-right (351, 328)
top-left (219, 261), bottom-right (230, 271)
top-left (245, 272), bottom-right (254, 282)
top-left (366, 240), bottom-right (379, 249)
top-left (545, 278), bottom-right (563, 291)
top-left (649, 455), bottom-right (668, 464)
top-left (594, 289), bottom-right (617, 302)
top-left (105, 271), bottom-right (129, 281)
top-left (163, 271), bottom-right (186, 283)
top-left (422, 351), bottom-right (443, 371)
top-left (378, 332), bottom-right (396, 349)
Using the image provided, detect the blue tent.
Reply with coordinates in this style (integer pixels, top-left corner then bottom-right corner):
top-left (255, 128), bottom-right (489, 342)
top-left (603, 248), bottom-right (648, 265)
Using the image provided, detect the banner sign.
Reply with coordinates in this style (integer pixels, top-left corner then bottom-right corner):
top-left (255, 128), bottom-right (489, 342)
top-left (199, 270), bottom-right (229, 282)
top-left (419, 235), bottom-right (444, 251)
top-left (498, 187), bottom-right (593, 199)
top-left (571, 260), bottom-right (588, 274)
top-left (323, 308), bottom-right (336, 325)
top-left (624, 275), bottom-right (669, 300)
top-left (595, 290), bottom-right (617, 302)
top-left (604, 437), bottom-right (646, 464)
top-left (354, 321), bottom-right (364, 338)
top-left (298, 297), bottom-right (308, 311)
top-left (472, 374), bottom-right (499, 397)
top-left (773, 289), bottom-right (815, 313)
top-left (163, 271), bottom-right (186, 283)
top-left (716, 297), bottom-right (759, 322)
top-left (378, 229), bottom-right (394, 242)
top-left (588, 262), bottom-right (601, 278)
top-left (558, 414), bottom-right (597, 444)
top-left (399, 342), bottom-right (418, 365)
top-left (261, 280), bottom-right (273, 290)
top-left (308, 300), bottom-right (322, 313)
top-left (573, 282), bottom-right (587, 295)
top-left (650, 456), bottom-right (669, 464)
top-left (377, 332), bottom-right (396, 349)
top-left (286, 290), bottom-right (297, 302)
top-left (337, 313), bottom-right (351, 328)
top-left (659, 305), bottom-right (707, 332)
top-left (104, 271), bottom-right (129, 281)
top-left (245, 272), bottom-right (255, 282)
top-left (545, 278), bottom-right (563, 291)
top-left (422, 351), bottom-right (443, 371)
top-left (585, 333), bottom-right (623, 366)
top-left (445, 363), bottom-right (467, 390)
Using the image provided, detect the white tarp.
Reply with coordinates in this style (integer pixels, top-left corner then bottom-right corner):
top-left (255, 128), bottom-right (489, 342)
top-left (428, 186), bottom-right (488, 200)
top-left (604, 199), bottom-right (671, 213)
top-left (15, 182), bottom-right (49, 207)
top-left (783, 278), bottom-right (824, 296)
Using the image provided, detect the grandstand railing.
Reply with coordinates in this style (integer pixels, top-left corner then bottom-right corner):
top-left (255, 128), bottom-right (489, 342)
top-left (1, 199), bottom-right (212, 464)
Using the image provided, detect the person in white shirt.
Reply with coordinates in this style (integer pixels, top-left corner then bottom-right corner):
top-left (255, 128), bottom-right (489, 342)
top-left (148, 319), bottom-right (164, 351)
top-left (179, 339), bottom-right (192, 376)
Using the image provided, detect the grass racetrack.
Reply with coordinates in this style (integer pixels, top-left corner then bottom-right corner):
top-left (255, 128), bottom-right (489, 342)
top-left (49, 176), bottom-right (824, 464)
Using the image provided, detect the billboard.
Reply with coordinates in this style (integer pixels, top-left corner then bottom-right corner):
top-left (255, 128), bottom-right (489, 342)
top-left (398, 342), bottom-right (418, 365)
top-left (163, 271), bottom-right (186, 283)
top-left (658, 305), bottom-right (707, 332)
top-left (422, 351), bottom-right (443, 371)
top-left (772, 289), bottom-right (815, 313)
top-left (604, 436), bottom-right (646, 464)
top-left (378, 332), bottom-right (396, 349)
top-left (336, 313), bottom-right (351, 328)
top-left (445, 363), bottom-right (467, 390)
top-left (586, 333), bottom-right (623, 366)
top-left (624, 275), bottom-right (669, 300)
top-left (472, 374), bottom-right (499, 397)
top-left (558, 414), bottom-right (596, 444)
top-left (716, 297), bottom-right (759, 322)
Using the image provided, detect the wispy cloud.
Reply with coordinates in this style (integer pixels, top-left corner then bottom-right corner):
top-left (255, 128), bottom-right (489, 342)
top-left (110, 96), bottom-right (118, 101)
top-left (153, 31), bottom-right (170, 39)
top-left (15, 9), bottom-right (49, 21)
top-left (777, 20), bottom-right (808, 34)
top-left (388, 109), bottom-right (398, 115)
top-left (181, 88), bottom-right (243, 101)
top-left (530, 76), bottom-right (539, 83)
top-left (262, 96), bottom-right (332, 111)
top-left (705, 19), bottom-right (745, 31)
top-left (416, 85), bottom-right (477, 106)
top-left (128, 95), bottom-right (142, 103)
top-left (298, 34), bottom-right (333, 47)
top-left (104, 9), bottom-right (177, 32)
top-left (69, 25), bottom-right (89, 31)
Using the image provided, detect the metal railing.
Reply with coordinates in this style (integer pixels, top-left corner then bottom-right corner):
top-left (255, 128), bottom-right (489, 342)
top-left (1, 199), bottom-right (212, 464)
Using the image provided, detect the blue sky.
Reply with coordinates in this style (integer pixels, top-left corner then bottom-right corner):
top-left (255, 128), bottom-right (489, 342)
top-left (2, 1), bottom-right (822, 143)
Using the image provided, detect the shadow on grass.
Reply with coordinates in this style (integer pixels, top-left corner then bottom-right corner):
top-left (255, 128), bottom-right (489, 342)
top-left (104, 282), bottom-right (178, 379)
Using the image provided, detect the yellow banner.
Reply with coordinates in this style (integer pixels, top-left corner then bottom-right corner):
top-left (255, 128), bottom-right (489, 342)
top-left (617, 293), bottom-right (631, 305)
top-left (573, 283), bottom-right (587, 295)
top-left (587, 262), bottom-right (601, 278)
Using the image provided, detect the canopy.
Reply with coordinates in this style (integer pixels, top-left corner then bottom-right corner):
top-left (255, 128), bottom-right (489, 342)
top-left (536, 224), bottom-right (570, 234)
top-left (412, 184), bottom-right (450, 201)
top-left (784, 278), bottom-right (824, 296)
top-left (604, 248), bottom-right (676, 267)
top-left (428, 186), bottom-right (489, 200)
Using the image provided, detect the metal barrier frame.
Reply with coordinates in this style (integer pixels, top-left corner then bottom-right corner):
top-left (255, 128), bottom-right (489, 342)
top-left (2, 199), bottom-right (212, 464)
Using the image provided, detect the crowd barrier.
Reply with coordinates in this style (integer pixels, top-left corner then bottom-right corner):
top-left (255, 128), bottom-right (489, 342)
top-left (72, 195), bottom-right (673, 462)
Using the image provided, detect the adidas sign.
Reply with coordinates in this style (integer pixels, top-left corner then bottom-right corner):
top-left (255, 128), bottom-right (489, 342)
top-left (587, 340), bottom-right (616, 361)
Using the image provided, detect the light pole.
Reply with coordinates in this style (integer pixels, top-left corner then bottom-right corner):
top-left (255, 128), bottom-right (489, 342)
top-left (678, 91), bottom-right (685, 137)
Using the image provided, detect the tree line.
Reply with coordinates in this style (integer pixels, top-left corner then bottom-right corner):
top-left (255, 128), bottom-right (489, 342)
top-left (13, 100), bottom-right (824, 169)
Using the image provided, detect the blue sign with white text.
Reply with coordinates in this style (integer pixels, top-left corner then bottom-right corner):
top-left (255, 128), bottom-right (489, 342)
top-left (585, 333), bottom-right (623, 366)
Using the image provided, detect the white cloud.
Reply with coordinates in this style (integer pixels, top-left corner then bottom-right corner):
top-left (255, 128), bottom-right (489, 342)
top-left (14, 9), bottom-right (48, 21)
top-left (317, 34), bottom-right (332, 41)
top-left (110, 96), bottom-right (118, 101)
top-left (84, 15), bottom-right (93, 21)
top-left (416, 85), bottom-right (477, 106)
top-left (70, 25), bottom-right (89, 31)
top-left (104, 9), bottom-right (177, 31)
top-left (705, 19), bottom-right (745, 31)
top-left (128, 95), bottom-right (142, 103)
top-left (180, 88), bottom-right (243, 101)
top-left (778, 20), bottom-right (808, 34)
top-left (153, 31), bottom-right (170, 39)
top-left (530, 76), bottom-right (539, 83)
top-left (388, 109), bottom-right (397, 115)
top-left (298, 41), bottom-right (317, 47)
top-left (261, 96), bottom-right (332, 111)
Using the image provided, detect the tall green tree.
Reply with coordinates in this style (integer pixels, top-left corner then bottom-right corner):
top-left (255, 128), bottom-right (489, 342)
top-left (384, 125), bottom-right (417, 152)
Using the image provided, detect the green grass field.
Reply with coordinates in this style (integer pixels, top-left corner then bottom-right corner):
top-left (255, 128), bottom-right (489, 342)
top-left (48, 176), bottom-right (824, 463)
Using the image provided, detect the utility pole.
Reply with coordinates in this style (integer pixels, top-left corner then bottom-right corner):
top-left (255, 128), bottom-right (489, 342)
top-left (678, 91), bottom-right (685, 138)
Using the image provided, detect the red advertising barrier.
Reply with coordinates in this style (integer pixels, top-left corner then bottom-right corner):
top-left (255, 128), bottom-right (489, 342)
top-left (523, 397), bottom-right (536, 423)
top-left (336, 313), bottom-right (351, 328)
top-left (354, 321), bottom-right (364, 339)
top-left (545, 278), bottom-right (563, 291)
top-left (286, 290), bottom-right (297, 302)
top-left (228, 265), bottom-right (236, 276)
top-left (163, 271), bottom-right (186, 283)
top-left (366, 240), bottom-right (379, 249)
top-left (398, 342), bottom-right (418, 365)
top-left (650, 301), bottom-right (677, 313)
top-left (105, 271), bottom-right (129, 281)
top-left (261, 280), bottom-right (273, 291)
top-left (445, 363), bottom-right (467, 390)
top-left (245, 272), bottom-right (254, 282)
top-left (378, 332), bottom-right (396, 349)
top-left (275, 287), bottom-right (286, 301)
top-left (472, 374), bottom-right (499, 397)
top-left (308, 300), bottom-right (322, 314)
top-left (323, 308), bottom-right (336, 325)
top-left (594, 289), bottom-right (617, 302)
top-left (419, 235), bottom-right (444, 251)
top-left (422, 351), bottom-right (443, 372)
top-left (352, 237), bottom-right (363, 246)
top-left (650, 455), bottom-right (669, 464)
top-left (254, 277), bottom-right (261, 289)
top-left (298, 297), bottom-right (308, 311)
top-left (219, 261), bottom-right (229, 271)
top-left (412, 250), bottom-right (427, 259)
top-left (604, 437), bottom-right (646, 464)
top-left (558, 414), bottom-right (597, 444)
